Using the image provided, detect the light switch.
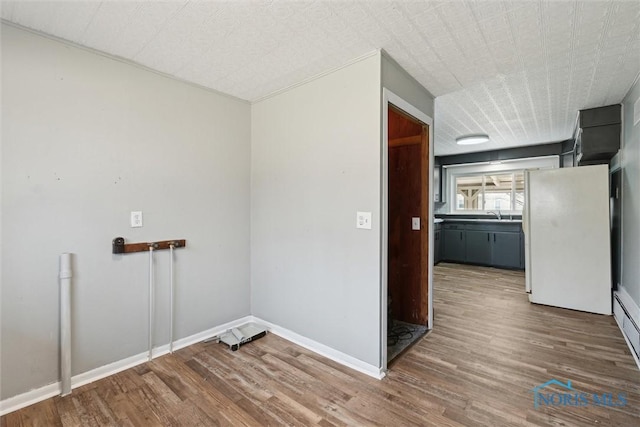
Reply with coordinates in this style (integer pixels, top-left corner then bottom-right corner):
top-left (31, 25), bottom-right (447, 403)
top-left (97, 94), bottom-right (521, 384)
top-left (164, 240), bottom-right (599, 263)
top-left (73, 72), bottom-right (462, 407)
top-left (412, 217), bottom-right (420, 230)
top-left (131, 211), bottom-right (143, 228)
top-left (356, 211), bottom-right (372, 229)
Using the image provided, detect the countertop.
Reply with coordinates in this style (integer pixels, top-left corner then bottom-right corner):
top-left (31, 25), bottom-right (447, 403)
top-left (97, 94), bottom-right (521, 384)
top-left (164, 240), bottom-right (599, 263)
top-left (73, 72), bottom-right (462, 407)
top-left (435, 216), bottom-right (522, 224)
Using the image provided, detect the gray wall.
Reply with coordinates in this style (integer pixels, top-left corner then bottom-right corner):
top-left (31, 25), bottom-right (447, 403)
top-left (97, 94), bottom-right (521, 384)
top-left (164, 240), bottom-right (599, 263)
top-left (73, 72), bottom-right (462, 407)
top-left (381, 52), bottom-right (435, 119)
top-left (251, 54), bottom-right (383, 367)
top-left (1, 25), bottom-right (251, 399)
top-left (621, 75), bottom-right (640, 306)
top-left (251, 52), bottom-right (435, 369)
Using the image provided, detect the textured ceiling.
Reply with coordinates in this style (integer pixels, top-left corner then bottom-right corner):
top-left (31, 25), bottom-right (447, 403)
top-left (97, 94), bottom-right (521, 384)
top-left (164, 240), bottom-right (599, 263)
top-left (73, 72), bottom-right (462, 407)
top-left (2, 0), bottom-right (639, 155)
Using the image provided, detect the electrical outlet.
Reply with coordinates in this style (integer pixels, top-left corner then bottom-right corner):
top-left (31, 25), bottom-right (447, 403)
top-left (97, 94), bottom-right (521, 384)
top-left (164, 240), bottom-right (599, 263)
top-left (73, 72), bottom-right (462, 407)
top-left (130, 211), bottom-right (143, 228)
top-left (356, 211), bottom-right (372, 229)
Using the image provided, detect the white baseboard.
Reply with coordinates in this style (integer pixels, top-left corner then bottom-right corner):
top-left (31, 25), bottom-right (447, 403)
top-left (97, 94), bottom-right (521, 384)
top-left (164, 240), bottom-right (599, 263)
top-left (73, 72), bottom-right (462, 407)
top-left (0, 383), bottom-right (61, 418)
top-left (158, 315), bottom-right (254, 357)
top-left (250, 316), bottom-right (385, 380)
top-left (616, 286), bottom-right (640, 327)
top-left (613, 312), bottom-right (640, 370)
top-left (0, 315), bottom-right (252, 416)
top-left (0, 315), bottom-right (381, 415)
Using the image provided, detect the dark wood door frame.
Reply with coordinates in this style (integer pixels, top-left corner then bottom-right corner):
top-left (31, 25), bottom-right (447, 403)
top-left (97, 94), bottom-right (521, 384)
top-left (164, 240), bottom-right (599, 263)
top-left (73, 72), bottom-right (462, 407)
top-left (381, 89), bottom-right (434, 371)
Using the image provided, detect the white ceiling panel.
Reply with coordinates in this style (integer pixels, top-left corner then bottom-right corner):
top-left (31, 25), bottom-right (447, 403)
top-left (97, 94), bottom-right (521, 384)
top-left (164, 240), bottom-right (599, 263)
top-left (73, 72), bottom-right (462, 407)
top-left (1, 0), bottom-right (639, 155)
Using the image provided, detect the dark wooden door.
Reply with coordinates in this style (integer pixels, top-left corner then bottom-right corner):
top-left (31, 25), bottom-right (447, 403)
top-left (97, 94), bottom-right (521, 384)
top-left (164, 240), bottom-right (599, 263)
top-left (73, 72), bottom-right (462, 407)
top-left (388, 106), bottom-right (429, 325)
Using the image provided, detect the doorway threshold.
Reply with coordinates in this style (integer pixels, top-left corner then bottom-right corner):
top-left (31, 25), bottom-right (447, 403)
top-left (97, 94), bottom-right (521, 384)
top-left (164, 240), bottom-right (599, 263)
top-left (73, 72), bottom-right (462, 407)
top-left (387, 319), bottom-right (429, 363)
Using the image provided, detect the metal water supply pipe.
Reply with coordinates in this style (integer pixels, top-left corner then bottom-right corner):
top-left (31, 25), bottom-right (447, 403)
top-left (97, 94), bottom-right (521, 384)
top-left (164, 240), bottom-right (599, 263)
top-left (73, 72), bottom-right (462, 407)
top-left (169, 242), bottom-right (175, 353)
top-left (148, 245), bottom-right (155, 361)
top-left (59, 253), bottom-right (72, 396)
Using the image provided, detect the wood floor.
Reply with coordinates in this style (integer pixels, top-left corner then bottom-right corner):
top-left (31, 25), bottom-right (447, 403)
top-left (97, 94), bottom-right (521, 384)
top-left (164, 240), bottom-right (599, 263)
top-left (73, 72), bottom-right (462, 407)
top-left (3, 263), bottom-right (639, 426)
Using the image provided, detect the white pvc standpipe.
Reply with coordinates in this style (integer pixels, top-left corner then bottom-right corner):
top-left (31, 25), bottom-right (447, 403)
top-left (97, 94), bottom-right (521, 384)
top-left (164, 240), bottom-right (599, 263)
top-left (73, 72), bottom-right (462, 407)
top-left (148, 246), bottom-right (154, 362)
top-left (169, 243), bottom-right (175, 354)
top-left (59, 253), bottom-right (72, 396)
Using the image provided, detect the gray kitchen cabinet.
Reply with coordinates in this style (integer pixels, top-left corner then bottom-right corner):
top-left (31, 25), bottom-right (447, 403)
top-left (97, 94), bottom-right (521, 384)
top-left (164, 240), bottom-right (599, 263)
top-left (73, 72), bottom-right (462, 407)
top-left (491, 231), bottom-right (521, 269)
top-left (434, 160), bottom-right (446, 203)
top-left (520, 231), bottom-right (525, 269)
top-left (443, 224), bottom-right (465, 262)
top-left (434, 162), bottom-right (441, 202)
top-left (466, 230), bottom-right (492, 265)
top-left (439, 220), bottom-right (524, 270)
top-left (434, 223), bottom-right (442, 264)
top-left (576, 104), bottom-right (621, 165)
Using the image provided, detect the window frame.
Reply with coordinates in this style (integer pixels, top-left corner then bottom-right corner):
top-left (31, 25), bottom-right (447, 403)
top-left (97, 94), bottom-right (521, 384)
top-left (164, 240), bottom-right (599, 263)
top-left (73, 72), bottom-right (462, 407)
top-left (453, 170), bottom-right (523, 213)
top-left (444, 156), bottom-right (559, 215)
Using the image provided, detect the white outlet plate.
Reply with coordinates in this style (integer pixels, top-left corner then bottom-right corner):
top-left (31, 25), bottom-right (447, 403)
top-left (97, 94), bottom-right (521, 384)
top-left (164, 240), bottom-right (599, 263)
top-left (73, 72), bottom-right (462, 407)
top-left (130, 211), bottom-right (143, 228)
top-left (412, 217), bottom-right (420, 230)
top-left (356, 211), bottom-right (372, 229)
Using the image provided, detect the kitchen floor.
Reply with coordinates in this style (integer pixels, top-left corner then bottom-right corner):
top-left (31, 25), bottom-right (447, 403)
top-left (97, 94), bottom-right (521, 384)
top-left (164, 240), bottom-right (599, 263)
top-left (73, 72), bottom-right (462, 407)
top-left (426, 262), bottom-right (640, 425)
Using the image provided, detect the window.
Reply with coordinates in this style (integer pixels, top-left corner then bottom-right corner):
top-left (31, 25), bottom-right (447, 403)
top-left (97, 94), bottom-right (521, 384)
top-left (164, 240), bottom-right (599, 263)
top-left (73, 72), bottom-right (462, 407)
top-left (444, 155), bottom-right (559, 214)
top-left (455, 171), bottom-right (524, 212)
top-left (514, 172), bottom-right (525, 210)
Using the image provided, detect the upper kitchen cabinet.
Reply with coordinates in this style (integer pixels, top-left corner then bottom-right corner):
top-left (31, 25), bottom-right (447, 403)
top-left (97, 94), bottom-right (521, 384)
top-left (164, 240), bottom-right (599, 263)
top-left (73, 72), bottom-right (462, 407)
top-left (434, 157), bottom-right (445, 203)
top-left (576, 104), bottom-right (621, 166)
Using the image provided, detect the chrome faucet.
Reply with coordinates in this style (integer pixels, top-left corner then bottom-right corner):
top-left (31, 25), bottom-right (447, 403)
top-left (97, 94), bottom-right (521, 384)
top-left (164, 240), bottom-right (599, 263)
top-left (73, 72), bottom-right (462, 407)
top-left (488, 210), bottom-right (502, 220)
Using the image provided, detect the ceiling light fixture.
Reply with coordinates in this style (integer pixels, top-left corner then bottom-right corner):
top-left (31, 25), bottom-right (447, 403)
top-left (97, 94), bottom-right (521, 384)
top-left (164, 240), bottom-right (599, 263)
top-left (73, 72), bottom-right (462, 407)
top-left (456, 134), bottom-right (489, 145)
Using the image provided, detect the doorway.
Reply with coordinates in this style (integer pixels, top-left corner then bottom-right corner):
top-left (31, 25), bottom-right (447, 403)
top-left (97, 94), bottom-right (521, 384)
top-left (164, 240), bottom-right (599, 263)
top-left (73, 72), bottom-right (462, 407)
top-left (382, 91), bottom-right (433, 367)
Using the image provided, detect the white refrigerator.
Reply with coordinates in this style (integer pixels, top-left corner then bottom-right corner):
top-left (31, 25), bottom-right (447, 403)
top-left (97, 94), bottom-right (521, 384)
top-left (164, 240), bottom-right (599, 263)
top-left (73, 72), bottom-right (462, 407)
top-left (523, 164), bottom-right (611, 315)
